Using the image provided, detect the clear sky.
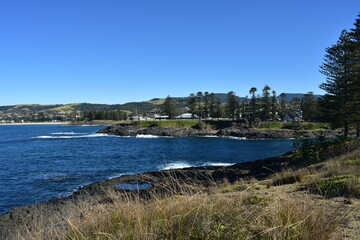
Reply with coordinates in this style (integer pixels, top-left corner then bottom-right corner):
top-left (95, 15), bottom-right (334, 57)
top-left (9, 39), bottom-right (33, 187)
top-left (0, 1), bottom-right (359, 105)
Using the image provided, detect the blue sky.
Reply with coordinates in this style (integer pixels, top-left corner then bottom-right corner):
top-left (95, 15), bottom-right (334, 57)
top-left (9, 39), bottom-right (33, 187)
top-left (0, 1), bottom-right (359, 105)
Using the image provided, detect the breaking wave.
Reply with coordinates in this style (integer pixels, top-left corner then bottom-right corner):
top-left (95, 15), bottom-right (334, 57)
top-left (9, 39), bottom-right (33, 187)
top-left (32, 133), bottom-right (108, 139)
top-left (161, 162), bottom-right (194, 170)
top-left (204, 162), bottom-right (234, 167)
top-left (51, 132), bottom-right (77, 135)
top-left (227, 136), bottom-right (247, 140)
top-left (160, 162), bottom-right (234, 170)
top-left (135, 134), bottom-right (159, 138)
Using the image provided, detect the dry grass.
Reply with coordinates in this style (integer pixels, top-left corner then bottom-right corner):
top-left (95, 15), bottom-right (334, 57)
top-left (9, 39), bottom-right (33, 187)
top-left (12, 140), bottom-right (360, 240)
top-left (268, 147), bottom-right (360, 199)
top-left (13, 178), bottom-right (348, 240)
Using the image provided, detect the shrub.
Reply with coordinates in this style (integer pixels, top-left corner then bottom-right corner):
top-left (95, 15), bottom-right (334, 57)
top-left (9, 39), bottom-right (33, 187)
top-left (270, 169), bottom-right (308, 186)
top-left (192, 121), bottom-right (206, 130)
top-left (308, 175), bottom-right (355, 197)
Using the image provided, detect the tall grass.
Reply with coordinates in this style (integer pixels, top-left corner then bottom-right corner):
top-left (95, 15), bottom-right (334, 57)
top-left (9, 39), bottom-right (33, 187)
top-left (269, 147), bottom-right (360, 198)
top-left (14, 140), bottom-right (360, 239)
top-left (65, 190), bottom-right (345, 240)
top-left (14, 176), bottom-right (347, 240)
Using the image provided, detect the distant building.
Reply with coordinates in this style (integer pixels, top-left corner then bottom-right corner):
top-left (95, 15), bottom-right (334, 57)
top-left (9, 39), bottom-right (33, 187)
top-left (155, 115), bottom-right (169, 120)
top-left (132, 116), bottom-right (156, 121)
top-left (175, 113), bottom-right (198, 119)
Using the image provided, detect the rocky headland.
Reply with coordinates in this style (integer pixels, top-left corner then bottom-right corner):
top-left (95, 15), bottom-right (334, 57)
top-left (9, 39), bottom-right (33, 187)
top-left (97, 123), bottom-right (338, 139)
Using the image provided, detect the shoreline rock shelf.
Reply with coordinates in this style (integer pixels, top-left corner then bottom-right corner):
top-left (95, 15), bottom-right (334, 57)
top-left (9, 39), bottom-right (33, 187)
top-left (97, 124), bottom-right (338, 139)
top-left (0, 150), bottom-right (296, 238)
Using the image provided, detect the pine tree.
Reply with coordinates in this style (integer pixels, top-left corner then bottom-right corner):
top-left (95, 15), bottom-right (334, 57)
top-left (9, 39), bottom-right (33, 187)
top-left (301, 92), bottom-right (319, 122)
top-left (289, 98), bottom-right (301, 121)
top-left (249, 87), bottom-right (257, 124)
top-left (226, 91), bottom-right (238, 121)
top-left (209, 93), bottom-right (219, 118)
top-left (279, 93), bottom-right (287, 121)
top-left (271, 90), bottom-right (278, 121)
top-left (260, 85), bottom-right (271, 121)
top-left (241, 96), bottom-right (249, 121)
top-left (196, 92), bottom-right (203, 119)
top-left (162, 95), bottom-right (176, 119)
top-left (203, 92), bottom-right (210, 119)
top-left (214, 99), bottom-right (223, 119)
top-left (349, 15), bottom-right (360, 136)
top-left (187, 93), bottom-right (197, 118)
top-left (319, 30), bottom-right (353, 136)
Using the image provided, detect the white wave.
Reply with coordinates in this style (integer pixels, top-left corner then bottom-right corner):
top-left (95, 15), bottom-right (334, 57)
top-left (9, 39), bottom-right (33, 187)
top-left (201, 135), bottom-right (219, 138)
top-left (51, 132), bottom-right (77, 135)
top-left (32, 133), bottom-right (108, 139)
top-left (204, 162), bottom-right (234, 167)
top-left (136, 134), bottom-right (159, 138)
top-left (108, 173), bottom-right (128, 179)
top-left (161, 162), bottom-right (193, 170)
top-left (227, 136), bottom-right (246, 140)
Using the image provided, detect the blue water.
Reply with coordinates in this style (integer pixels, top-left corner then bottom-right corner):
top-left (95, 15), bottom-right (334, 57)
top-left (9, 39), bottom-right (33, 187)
top-left (0, 124), bottom-right (292, 213)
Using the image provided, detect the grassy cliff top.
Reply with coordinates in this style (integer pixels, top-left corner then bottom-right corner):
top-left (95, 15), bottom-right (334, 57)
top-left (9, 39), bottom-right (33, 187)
top-left (131, 120), bottom-right (328, 131)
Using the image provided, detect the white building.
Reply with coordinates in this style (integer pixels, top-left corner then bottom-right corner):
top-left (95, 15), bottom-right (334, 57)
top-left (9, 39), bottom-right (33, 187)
top-left (175, 113), bottom-right (199, 119)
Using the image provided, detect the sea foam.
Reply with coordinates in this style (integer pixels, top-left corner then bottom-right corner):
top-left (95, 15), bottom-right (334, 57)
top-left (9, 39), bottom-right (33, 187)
top-left (32, 133), bottom-right (108, 139)
top-left (204, 162), bottom-right (234, 167)
top-left (51, 132), bottom-right (77, 135)
top-left (161, 162), bottom-right (193, 170)
top-left (227, 136), bottom-right (246, 140)
top-left (135, 134), bottom-right (159, 138)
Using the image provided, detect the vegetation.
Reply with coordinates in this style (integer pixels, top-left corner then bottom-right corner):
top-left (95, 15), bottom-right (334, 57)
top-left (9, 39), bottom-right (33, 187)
top-left (319, 15), bottom-right (360, 137)
top-left (162, 95), bottom-right (177, 119)
top-left (13, 138), bottom-right (360, 239)
top-left (270, 137), bottom-right (360, 198)
top-left (0, 91), bottom-right (323, 126)
top-left (133, 120), bottom-right (202, 129)
top-left (82, 110), bottom-right (128, 121)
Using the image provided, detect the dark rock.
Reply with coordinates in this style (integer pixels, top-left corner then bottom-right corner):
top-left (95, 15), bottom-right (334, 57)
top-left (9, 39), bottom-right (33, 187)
top-left (98, 124), bottom-right (338, 140)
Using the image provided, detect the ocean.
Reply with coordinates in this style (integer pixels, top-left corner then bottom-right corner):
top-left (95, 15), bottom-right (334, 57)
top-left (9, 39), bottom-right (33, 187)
top-left (0, 124), bottom-right (292, 214)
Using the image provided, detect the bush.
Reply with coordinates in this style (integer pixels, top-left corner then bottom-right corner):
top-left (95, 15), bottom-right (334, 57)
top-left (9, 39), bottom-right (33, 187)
top-left (308, 175), bottom-right (355, 197)
top-left (192, 121), bottom-right (206, 130)
top-left (270, 169), bottom-right (307, 186)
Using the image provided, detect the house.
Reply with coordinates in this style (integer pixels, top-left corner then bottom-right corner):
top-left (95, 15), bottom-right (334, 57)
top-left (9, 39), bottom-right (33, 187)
top-left (154, 115), bottom-right (169, 120)
top-left (175, 113), bottom-right (199, 119)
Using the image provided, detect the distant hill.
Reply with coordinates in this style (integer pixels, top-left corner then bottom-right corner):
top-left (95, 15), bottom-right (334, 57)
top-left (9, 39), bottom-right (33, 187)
top-left (0, 93), bottom-right (322, 114)
top-left (280, 93), bottom-right (322, 102)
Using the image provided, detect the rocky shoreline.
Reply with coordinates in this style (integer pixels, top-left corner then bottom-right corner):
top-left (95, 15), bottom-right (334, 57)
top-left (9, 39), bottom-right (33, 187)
top-left (0, 150), bottom-right (298, 238)
top-left (97, 123), bottom-right (338, 139)
top-left (0, 124), bottom-right (340, 238)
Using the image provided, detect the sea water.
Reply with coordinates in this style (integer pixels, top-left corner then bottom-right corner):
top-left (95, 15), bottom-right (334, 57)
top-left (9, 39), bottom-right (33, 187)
top-left (0, 124), bottom-right (292, 213)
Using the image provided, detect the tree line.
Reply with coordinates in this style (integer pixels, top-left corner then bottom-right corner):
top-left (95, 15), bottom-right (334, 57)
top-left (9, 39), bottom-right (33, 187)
top-left (82, 110), bottom-right (128, 121)
top-left (162, 13), bottom-right (360, 137)
top-left (162, 87), bottom-right (320, 127)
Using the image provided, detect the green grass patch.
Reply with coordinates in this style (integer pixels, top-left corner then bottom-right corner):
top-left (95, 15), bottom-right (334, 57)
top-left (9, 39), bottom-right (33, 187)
top-left (219, 184), bottom-right (248, 193)
top-left (341, 158), bottom-right (360, 166)
top-left (308, 175), bottom-right (357, 197)
top-left (145, 99), bottom-right (165, 105)
top-left (259, 121), bottom-right (327, 130)
top-left (49, 103), bottom-right (79, 113)
top-left (133, 120), bottom-right (215, 129)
